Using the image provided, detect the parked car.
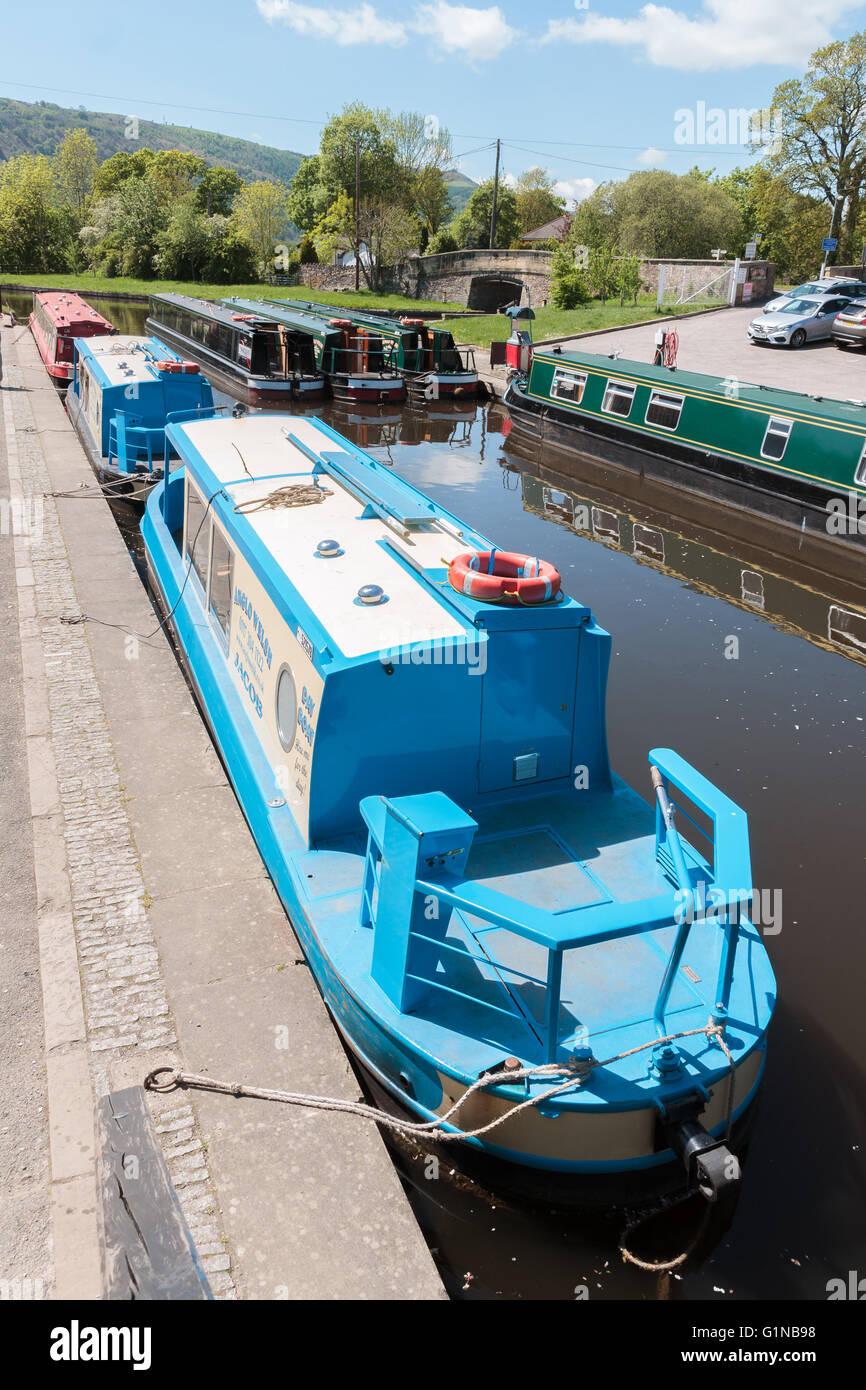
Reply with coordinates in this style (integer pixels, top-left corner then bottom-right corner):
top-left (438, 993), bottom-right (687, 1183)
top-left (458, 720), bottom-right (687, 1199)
top-left (831, 298), bottom-right (866, 348)
top-left (764, 277), bottom-right (864, 312)
top-left (748, 295), bottom-right (855, 347)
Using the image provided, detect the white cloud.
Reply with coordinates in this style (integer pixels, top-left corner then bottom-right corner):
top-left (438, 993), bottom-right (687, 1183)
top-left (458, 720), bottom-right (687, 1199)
top-left (637, 146), bottom-right (666, 166)
top-left (257, 0), bottom-right (408, 45)
top-left (541, 0), bottom-right (859, 71)
top-left (413, 1), bottom-right (518, 61)
top-left (553, 177), bottom-right (596, 204)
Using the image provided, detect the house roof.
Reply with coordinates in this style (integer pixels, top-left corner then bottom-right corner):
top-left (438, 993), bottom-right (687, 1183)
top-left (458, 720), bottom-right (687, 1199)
top-left (521, 214), bottom-right (572, 242)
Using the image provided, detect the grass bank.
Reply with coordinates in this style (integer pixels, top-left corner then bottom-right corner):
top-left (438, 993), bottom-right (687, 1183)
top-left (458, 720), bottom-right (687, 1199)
top-left (0, 273), bottom-right (463, 314)
top-left (442, 297), bottom-right (727, 350)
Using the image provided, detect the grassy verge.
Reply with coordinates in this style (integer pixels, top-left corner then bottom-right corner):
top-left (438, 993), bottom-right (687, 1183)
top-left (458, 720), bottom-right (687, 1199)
top-left (0, 273), bottom-right (463, 314)
top-left (442, 297), bottom-right (727, 350)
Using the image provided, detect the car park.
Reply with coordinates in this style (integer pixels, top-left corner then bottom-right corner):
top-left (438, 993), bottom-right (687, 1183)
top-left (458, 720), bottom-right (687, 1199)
top-left (763, 277), bottom-right (864, 312)
top-left (748, 295), bottom-right (855, 347)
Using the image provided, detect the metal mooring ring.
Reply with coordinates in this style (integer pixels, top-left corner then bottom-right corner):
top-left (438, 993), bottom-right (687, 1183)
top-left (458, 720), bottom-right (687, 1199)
top-left (144, 1066), bottom-right (180, 1093)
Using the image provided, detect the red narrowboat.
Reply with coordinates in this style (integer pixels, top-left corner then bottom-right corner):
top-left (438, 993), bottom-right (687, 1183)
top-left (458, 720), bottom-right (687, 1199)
top-left (29, 292), bottom-right (115, 383)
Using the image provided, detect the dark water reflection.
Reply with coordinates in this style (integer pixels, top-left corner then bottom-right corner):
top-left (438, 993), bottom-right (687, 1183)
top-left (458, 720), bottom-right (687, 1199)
top-left (10, 288), bottom-right (865, 1299)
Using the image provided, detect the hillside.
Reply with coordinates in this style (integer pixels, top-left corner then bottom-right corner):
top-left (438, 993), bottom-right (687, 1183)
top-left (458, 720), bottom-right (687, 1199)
top-left (0, 97), bottom-right (304, 185)
top-left (444, 168), bottom-right (477, 215)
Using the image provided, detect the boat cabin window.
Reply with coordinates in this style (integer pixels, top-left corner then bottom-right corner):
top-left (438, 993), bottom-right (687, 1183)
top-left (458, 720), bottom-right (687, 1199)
top-left (208, 526), bottom-right (233, 650)
top-left (275, 665), bottom-right (297, 753)
top-left (760, 416), bottom-right (793, 461)
top-left (601, 379), bottom-right (636, 418)
top-left (645, 389), bottom-right (684, 431)
top-left (856, 440), bottom-right (866, 486)
top-left (551, 367), bottom-right (587, 404)
top-left (185, 479), bottom-right (211, 591)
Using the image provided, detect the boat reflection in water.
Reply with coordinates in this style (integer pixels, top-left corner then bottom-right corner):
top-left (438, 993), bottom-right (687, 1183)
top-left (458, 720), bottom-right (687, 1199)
top-left (502, 428), bottom-right (866, 670)
top-left (326, 398), bottom-right (479, 455)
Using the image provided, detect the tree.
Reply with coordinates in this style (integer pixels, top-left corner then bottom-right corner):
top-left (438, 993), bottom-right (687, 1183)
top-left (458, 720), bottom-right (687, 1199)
top-left (766, 32), bottom-right (866, 263)
top-left (287, 155), bottom-right (329, 233)
top-left (570, 171), bottom-right (740, 259)
top-left (550, 237), bottom-right (591, 308)
top-left (0, 153), bottom-right (63, 272)
top-left (615, 252), bottom-right (643, 306)
top-left (513, 167), bottom-right (566, 235)
top-left (586, 244), bottom-right (619, 303)
top-left (92, 147), bottom-right (155, 197)
top-left (149, 150), bottom-right (207, 202)
top-left (195, 166), bottom-right (244, 217)
top-left (356, 197), bottom-right (420, 290)
top-left (53, 127), bottom-right (98, 223)
top-left (318, 102), bottom-right (401, 204)
top-left (717, 163), bottom-right (829, 280)
top-left (231, 179), bottom-right (291, 277)
top-left (311, 192), bottom-right (354, 264)
top-left (447, 179), bottom-right (520, 249)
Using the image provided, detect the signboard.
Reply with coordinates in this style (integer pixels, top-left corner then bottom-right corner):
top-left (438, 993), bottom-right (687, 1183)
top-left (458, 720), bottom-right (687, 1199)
top-left (822, 237), bottom-right (838, 252)
top-left (744, 242), bottom-right (757, 260)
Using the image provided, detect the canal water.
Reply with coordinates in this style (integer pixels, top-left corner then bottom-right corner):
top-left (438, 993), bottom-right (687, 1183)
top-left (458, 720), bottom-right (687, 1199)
top-left (11, 290), bottom-right (866, 1300)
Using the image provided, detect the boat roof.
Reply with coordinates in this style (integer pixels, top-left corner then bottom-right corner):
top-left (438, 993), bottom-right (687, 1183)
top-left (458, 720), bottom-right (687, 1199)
top-left (265, 298), bottom-right (432, 341)
top-left (224, 298), bottom-right (343, 343)
top-left (75, 335), bottom-right (182, 389)
top-left (537, 347), bottom-right (866, 427)
top-left (167, 413), bottom-right (589, 663)
top-left (151, 291), bottom-right (276, 332)
top-left (34, 291), bottom-right (113, 334)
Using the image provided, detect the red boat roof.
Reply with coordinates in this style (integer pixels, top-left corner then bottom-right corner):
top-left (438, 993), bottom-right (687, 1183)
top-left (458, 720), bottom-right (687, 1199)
top-left (34, 291), bottom-right (114, 335)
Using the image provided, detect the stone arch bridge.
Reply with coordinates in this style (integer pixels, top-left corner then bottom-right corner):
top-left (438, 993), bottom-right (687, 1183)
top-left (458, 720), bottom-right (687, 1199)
top-left (386, 250), bottom-right (553, 311)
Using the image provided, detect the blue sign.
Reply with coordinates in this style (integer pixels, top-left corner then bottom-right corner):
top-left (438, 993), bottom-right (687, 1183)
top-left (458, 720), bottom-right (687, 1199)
top-left (822, 237), bottom-right (838, 251)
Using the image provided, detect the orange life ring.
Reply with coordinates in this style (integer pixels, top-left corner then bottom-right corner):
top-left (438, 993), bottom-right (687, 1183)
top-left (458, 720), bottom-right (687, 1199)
top-left (448, 549), bottom-right (561, 606)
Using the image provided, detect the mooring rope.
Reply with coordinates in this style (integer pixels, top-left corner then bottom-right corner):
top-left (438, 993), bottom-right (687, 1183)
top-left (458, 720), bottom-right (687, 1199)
top-left (145, 1020), bottom-right (730, 1144)
top-left (233, 482), bottom-right (333, 514)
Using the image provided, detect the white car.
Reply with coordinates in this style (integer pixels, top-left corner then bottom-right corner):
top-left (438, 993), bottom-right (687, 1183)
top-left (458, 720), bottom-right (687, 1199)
top-left (748, 295), bottom-right (854, 347)
top-left (763, 278), bottom-right (863, 313)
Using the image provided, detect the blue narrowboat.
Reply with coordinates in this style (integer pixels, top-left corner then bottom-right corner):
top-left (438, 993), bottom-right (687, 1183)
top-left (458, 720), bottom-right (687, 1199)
top-left (67, 335), bottom-right (217, 498)
top-left (141, 413), bottom-right (775, 1199)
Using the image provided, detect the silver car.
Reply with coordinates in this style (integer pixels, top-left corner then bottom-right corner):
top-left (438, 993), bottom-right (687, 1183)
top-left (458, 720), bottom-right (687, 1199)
top-left (763, 277), bottom-right (863, 313)
top-left (748, 295), bottom-right (854, 348)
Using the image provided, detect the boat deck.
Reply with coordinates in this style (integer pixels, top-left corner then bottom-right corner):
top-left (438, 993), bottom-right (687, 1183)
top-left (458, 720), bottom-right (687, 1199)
top-left (302, 782), bottom-right (765, 1092)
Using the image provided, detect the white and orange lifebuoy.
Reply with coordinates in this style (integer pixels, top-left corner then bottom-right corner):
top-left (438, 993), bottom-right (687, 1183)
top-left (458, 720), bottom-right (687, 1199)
top-left (157, 360), bottom-right (200, 374)
top-left (447, 549), bottom-right (561, 606)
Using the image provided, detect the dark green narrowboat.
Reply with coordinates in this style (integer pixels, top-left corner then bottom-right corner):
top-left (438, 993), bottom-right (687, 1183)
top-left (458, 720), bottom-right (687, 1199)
top-left (222, 298), bottom-right (405, 404)
top-left (505, 348), bottom-right (866, 545)
top-left (269, 298), bottom-right (480, 401)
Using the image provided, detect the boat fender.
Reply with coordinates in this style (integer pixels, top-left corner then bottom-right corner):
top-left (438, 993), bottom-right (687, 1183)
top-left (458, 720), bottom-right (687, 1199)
top-left (448, 549), bottom-right (561, 606)
top-left (329, 318), bottom-right (352, 327)
top-left (658, 1094), bottom-right (740, 1203)
top-left (400, 317), bottom-right (424, 326)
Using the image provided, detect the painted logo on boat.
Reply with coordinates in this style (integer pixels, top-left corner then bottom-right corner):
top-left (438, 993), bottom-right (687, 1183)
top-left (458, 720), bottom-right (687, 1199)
top-left (233, 651), bottom-right (263, 718)
top-left (233, 586), bottom-right (273, 669)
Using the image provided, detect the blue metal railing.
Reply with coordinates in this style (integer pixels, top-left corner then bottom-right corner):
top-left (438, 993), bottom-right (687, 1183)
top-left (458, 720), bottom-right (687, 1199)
top-left (360, 750), bottom-right (751, 1062)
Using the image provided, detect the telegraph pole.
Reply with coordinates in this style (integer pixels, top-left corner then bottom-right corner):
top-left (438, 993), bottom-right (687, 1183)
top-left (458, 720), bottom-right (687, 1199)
top-left (354, 138), bottom-right (361, 291)
top-left (489, 138), bottom-right (501, 249)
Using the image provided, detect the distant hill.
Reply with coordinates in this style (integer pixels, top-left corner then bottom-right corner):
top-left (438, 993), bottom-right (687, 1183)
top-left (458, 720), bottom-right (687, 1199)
top-left (444, 169), bottom-right (478, 215)
top-left (0, 97), bottom-right (304, 185)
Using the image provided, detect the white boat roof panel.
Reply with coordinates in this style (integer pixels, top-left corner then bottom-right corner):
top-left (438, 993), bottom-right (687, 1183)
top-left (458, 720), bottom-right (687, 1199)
top-left (78, 336), bottom-right (168, 387)
top-left (178, 414), bottom-right (469, 659)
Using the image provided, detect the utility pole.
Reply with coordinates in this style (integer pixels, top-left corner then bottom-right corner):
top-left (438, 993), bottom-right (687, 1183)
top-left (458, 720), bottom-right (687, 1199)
top-left (489, 138), bottom-right (500, 250)
top-left (354, 139), bottom-right (361, 292)
top-left (820, 191), bottom-right (841, 278)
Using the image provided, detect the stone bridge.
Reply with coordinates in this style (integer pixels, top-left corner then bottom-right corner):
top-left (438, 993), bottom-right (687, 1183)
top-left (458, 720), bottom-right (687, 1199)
top-left (299, 249), bottom-right (554, 310)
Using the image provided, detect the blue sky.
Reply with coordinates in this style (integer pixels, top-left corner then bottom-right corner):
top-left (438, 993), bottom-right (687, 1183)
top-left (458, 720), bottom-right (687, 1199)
top-left (4, 0), bottom-right (866, 202)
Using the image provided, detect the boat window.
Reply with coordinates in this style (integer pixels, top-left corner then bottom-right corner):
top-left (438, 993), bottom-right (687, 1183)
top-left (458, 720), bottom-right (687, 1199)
top-left (855, 440), bottom-right (866, 486)
top-left (208, 526), bottom-right (233, 650)
top-left (760, 416), bottom-right (793, 461)
top-left (275, 665), bottom-right (297, 753)
top-left (185, 479), bottom-right (211, 591)
top-left (601, 379), bottom-right (636, 418)
top-left (645, 389), bottom-right (684, 431)
top-left (551, 367), bottom-right (587, 404)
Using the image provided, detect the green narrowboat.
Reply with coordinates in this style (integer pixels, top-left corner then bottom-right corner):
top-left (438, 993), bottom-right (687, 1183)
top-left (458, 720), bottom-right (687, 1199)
top-left (269, 298), bottom-right (481, 401)
top-left (505, 348), bottom-right (866, 544)
top-left (223, 298), bottom-right (404, 404)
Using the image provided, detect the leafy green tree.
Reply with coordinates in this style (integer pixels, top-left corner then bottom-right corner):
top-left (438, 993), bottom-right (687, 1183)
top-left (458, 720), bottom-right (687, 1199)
top-left (287, 156), bottom-right (329, 233)
top-left (447, 179), bottom-right (519, 249)
top-left (195, 166), bottom-right (244, 217)
top-left (513, 167), bottom-right (566, 236)
top-left (615, 252), bottom-right (643, 306)
top-left (318, 102), bottom-right (401, 204)
top-left (149, 150), bottom-right (207, 202)
top-left (586, 244), bottom-right (619, 303)
top-left (92, 147), bottom-right (155, 197)
top-left (298, 233), bottom-right (318, 264)
top-left (766, 32), bottom-right (866, 262)
top-left (571, 170), bottom-right (739, 259)
top-left (52, 127), bottom-right (98, 223)
top-left (231, 179), bottom-right (291, 277)
top-left (0, 153), bottom-right (64, 271)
